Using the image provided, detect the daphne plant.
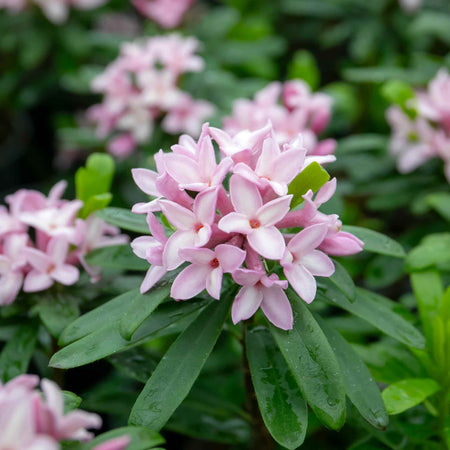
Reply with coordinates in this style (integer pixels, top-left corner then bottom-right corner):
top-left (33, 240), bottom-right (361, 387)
top-left (48, 122), bottom-right (427, 449)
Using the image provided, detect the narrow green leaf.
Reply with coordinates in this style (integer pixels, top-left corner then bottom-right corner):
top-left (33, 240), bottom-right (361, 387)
top-left (0, 324), bottom-right (38, 381)
top-left (129, 295), bottom-right (233, 431)
top-left (59, 289), bottom-right (142, 346)
top-left (406, 233), bottom-right (450, 271)
top-left (382, 378), bottom-right (441, 415)
top-left (328, 260), bottom-right (355, 301)
top-left (317, 284), bottom-right (425, 349)
top-left (62, 390), bottom-right (82, 413)
top-left (341, 226), bottom-right (405, 258)
top-left (426, 192), bottom-right (450, 222)
top-left (108, 348), bottom-right (159, 384)
top-left (96, 207), bottom-right (150, 234)
top-left (51, 300), bottom-right (206, 369)
top-left (410, 270), bottom-right (443, 345)
top-left (246, 326), bottom-right (307, 449)
top-left (120, 284), bottom-right (171, 340)
top-left (270, 291), bottom-right (346, 430)
top-left (84, 245), bottom-right (148, 271)
top-left (35, 293), bottom-right (79, 338)
top-left (80, 193), bottom-right (112, 219)
top-left (85, 426), bottom-right (164, 450)
top-left (288, 162), bottom-right (330, 209)
top-left (317, 318), bottom-right (388, 430)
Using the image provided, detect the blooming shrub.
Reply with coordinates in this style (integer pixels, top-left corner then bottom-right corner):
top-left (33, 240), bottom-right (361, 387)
top-left (131, 122), bottom-right (363, 329)
top-left (88, 34), bottom-right (214, 157)
top-left (387, 69), bottom-right (450, 182)
top-left (0, 180), bottom-right (127, 306)
top-left (223, 80), bottom-right (336, 156)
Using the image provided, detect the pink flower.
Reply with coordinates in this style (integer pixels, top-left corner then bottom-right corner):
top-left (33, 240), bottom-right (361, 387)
top-left (132, 0), bottom-right (195, 28)
top-left (171, 244), bottom-right (245, 300)
top-left (160, 187), bottom-right (218, 269)
top-left (23, 237), bottom-right (80, 292)
top-left (232, 269), bottom-right (292, 330)
top-left (218, 175), bottom-right (292, 260)
top-left (281, 224), bottom-right (335, 303)
top-left (34, 379), bottom-right (102, 442)
top-left (0, 234), bottom-right (29, 305)
top-left (131, 214), bottom-right (168, 293)
top-left (93, 436), bottom-right (131, 450)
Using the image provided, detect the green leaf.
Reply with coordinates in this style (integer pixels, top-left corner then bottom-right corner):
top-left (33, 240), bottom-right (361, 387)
top-left (52, 299), bottom-right (206, 369)
top-left (270, 291), bottom-right (346, 430)
top-left (96, 208), bottom-right (150, 234)
top-left (129, 295), bottom-right (233, 431)
top-left (382, 378), bottom-right (441, 415)
top-left (62, 391), bottom-right (82, 413)
top-left (85, 426), bottom-right (164, 450)
top-left (84, 245), bottom-right (148, 271)
top-left (410, 270), bottom-right (443, 345)
top-left (406, 233), bottom-right (450, 271)
top-left (328, 260), bottom-right (355, 301)
top-left (381, 80), bottom-right (415, 110)
top-left (35, 293), bottom-right (79, 338)
top-left (336, 134), bottom-right (388, 154)
top-left (317, 284), bottom-right (425, 349)
top-left (0, 324), bottom-right (38, 382)
top-left (81, 193), bottom-right (113, 219)
top-left (287, 50), bottom-right (320, 90)
top-left (288, 162), bottom-right (330, 209)
top-left (341, 226), bottom-right (406, 258)
top-left (59, 289), bottom-right (141, 346)
top-left (426, 192), bottom-right (450, 222)
top-left (108, 348), bottom-right (158, 383)
top-left (317, 318), bottom-right (388, 430)
top-left (246, 326), bottom-right (307, 449)
top-left (120, 283), bottom-right (171, 340)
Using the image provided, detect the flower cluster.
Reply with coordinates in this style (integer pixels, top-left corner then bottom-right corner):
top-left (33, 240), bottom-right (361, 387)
top-left (223, 80), bottom-right (336, 157)
top-left (0, 374), bottom-right (130, 450)
top-left (131, 123), bottom-right (363, 330)
top-left (0, 181), bottom-right (128, 306)
top-left (132, 0), bottom-right (195, 28)
top-left (0, 0), bottom-right (106, 23)
top-left (387, 69), bottom-right (450, 182)
top-left (88, 34), bottom-right (215, 158)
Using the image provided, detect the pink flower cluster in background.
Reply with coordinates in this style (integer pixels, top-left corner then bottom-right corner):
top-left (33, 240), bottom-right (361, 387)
top-left (131, 122), bottom-right (363, 330)
top-left (132, 0), bottom-right (195, 28)
top-left (223, 80), bottom-right (336, 157)
top-left (398, 0), bottom-right (423, 12)
top-left (88, 34), bottom-right (215, 158)
top-left (0, 374), bottom-right (130, 450)
top-left (0, 181), bottom-right (128, 306)
top-left (0, 0), bottom-right (107, 23)
top-left (387, 69), bottom-right (450, 182)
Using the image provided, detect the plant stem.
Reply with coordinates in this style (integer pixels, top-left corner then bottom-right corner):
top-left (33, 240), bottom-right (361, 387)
top-left (242, 323), bottom-right (275, 450)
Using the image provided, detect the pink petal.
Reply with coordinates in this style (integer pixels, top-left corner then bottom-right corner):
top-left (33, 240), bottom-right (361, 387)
top-left (171, 264), bottom-right (210, 300)
top-left (300, 250), bottom-right (335, 277)
top-left (159, 200), bottom-right (196, 230)
top-left (147, 213), bottom-right (167, 243)
top-left (23, 271), bottom-right (53, 292)
top-left (58, 410), bottom-right (102, 440)
top-left (194, 223), bottom-right (212, 246)
top-left (256, 195), bottom-right (292, 227)
top-left (218, 212), bottom-right (252, 234)
top-left (274, 147), bottom-right (305, 184)
top-left (93, 436), bottom-right (131, 450)
top-left (314, 178), bottom-right (336, 206)
top-left (231, 286), bottom-right (263, 324)
top-left (48, 180), bottom-right (67, 205)
top-left (131, 236), bottom-right (160, 259)
top-left (179, 247), bottom-right (215, 265)
top-left (260, 286), bottom-right (293, 330)
top-left (229, 175), bottom-right (262, 216)
top-left (232, 268), bottom-right (263, 286)
top-left (319, 231), bottom-right (364, 256)
top-left (0, 272), bottom-right (23, 305)
top-left (132, 168), bottom-right (159, 196)
top-left (247, 226), bottom-right (286, 260)
top-left (48, 238), bottom-right (70, 265)
top-left (41, 380), bottom-right (64, 416)
top-left (287, 224), bottom-right (328, 256)
top-left (198, 135), bottom-right (216, 178)
top-left (24, 247), bottom-right (51, 272)
top-left (193, 188), bottom-right (218, 225)
top-left (256, 137), bottom-right (279, 175)
top-left (141, 265), bottom-right (167, 293)
top-left (215, 244), bottom-right (246, 273)
top-left (284, 264), bottom-right (317, 303)
top-left (164, 154), bottom-right (202, 186)
top-left (206, 267), bottom-right (223, 299)
top-left (51, 264), bottom-right (79, 286)
top-left (162, 230), bottom-right (196, 270)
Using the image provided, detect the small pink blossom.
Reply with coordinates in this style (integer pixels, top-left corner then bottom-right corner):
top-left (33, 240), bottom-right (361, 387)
top-left (171, 244), bottom-right (245, 300)
top-left (132, 0), bottom-right (195, 28)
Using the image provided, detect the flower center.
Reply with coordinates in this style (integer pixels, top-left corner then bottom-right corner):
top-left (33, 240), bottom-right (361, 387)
top-left (195, 223), bottom-right (204, 233)
top-left (249, 219), bottom-right (260, 229)
top-left (210, 258), bottom-right (220, 268)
